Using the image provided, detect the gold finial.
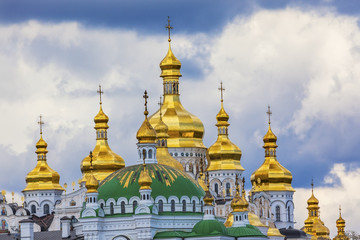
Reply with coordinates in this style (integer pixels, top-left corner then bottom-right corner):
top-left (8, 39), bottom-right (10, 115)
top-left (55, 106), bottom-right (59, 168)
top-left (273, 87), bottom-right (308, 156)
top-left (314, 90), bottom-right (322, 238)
top-left (235, 174), bottom-right (239, 194)
top-left (21, 196), bottom-right (24, 207)
top-left (11, 192), bottom-right (14, 203)
top-left (165, 16), bottom-right (173, 43)
top-left (158, 96), bottom-right (163, 120)
top-left (38, 115), bottom-right (45, 135)
top-left (64, 183), bottom-right (68, 193)
top-left (218, 81), bottom-right (225, 103)
top-left (89, 151), bottom-right (93, 170)
top-left (97, 85), bottom-right (104, 105)
top-left (143, 90), bottom-right (149, 117)
top-left (206, 171), bottom-right (210, 188)
top-left (311, 178), bottom-right (314, 194)
top-left (266, 105), bottom-right (272, 125)
top-left (72, 182), bottom-right (75, 191)
top-left (339, 205), bottom-right (342, 217)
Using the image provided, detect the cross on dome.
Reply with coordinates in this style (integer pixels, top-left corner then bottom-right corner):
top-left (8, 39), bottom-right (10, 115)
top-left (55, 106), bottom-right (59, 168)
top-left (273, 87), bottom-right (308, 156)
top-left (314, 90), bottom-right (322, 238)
top-left (266, 105), bottom-right (272, 125)
top-left (158, 96), bottom-right (163, 119)
top-left (97, 85), bottom-right (104, 105)
top-left (218, 81), bottom-right (225, 102)
top-left (38, 115), bottom-right (45, 135)
top-left (165, 16), bottom-right (173, 42)
top-left (143, 90), bottom-right (149, 116)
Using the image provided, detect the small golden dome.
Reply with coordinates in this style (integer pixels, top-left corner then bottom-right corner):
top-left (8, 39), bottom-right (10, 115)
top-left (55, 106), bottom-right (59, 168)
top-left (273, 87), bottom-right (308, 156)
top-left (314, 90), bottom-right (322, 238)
top-left (203, 174), bottom-right (214, 206)
top-left (86, 173), bottom-right (99, 193)
top-left (94, 105), bottom-right (109, 129)
top-left (154, 118), bottom-right (169, 139)
top-left (231, 177), bottom-right (245, 212)
top-left (23, 134), bottom-right (64, 192)
top-left (248, 213), bottom-right (266, 227)
top-left (137, 118), bottom-right (157, 144)
top-left (160, 45), bottom-right (182, 79)
top-left (267, 227), bottom-right (284, 237)
top-left (138, 165), bottom-right (152, 190)
top-left (307, 192), bottom-right (319, 205)
top-left (207, 97), bottom-right (244, 172)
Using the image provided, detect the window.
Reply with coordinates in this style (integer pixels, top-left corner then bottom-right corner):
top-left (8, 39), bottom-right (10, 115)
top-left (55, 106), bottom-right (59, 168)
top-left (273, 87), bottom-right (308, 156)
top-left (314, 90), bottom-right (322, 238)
top-left (110, 202), bottom-right (114, 215)
top-left (70, 200), bottom-right (76, 206)
top-left (192, 200), bottom-right (196, 213)
top-left (276, 206), bottom-right (280, 221)
top-left (226, 183), bottom-right (231, 196)
top-left (214, 183), bottom-right (219, 195)
top-left (100, 203), bottom-right (104, 209)
top-left (31, 205), bottom-right (36, 214)
top-left (288, 206), bottom-right (291, 222)
top-left (121, 201), bottom-right (125, 214)
top-left (200, 201), bottom-right (203, 213)
top-left (133, 201), bottom-right (137, 212)
top-left (43, 204), bottom-right (50, 215)
top-left (148, 149), bottom-right (153, 159)
top-left (171, 200), bottom-right (175, 212)
top-left (158, 200), bottom-right (163, 213)
top-left (182, 200), bottom-right (186, 212)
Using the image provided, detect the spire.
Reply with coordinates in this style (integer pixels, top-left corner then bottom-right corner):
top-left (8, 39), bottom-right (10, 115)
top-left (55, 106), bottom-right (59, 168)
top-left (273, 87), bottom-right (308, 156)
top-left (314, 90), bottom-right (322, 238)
top-left (80, 86), bottom-right (125, 185)
top-left (138, 149), bottom-right (152, 190)
top-left (85, 151), bottom-right (99, 193)
top-left (197, 158), bottom-right (207, 191)
top-left (136, 90), bottom-right (157, 144)
top-left (241, 177), bottom-right (249, 211)
top-left (23, 116), bottom-right (63, 192)
top-left (203, 172), bottom-right (214, 206)
top-left (335, 205), bottom-right (346, 236)
top-left (230, 175), bottom-right (244, 212)
top-left (207, 82), bottom-right (244, 172)
top-left (263, 105), bottom-right (277, 156)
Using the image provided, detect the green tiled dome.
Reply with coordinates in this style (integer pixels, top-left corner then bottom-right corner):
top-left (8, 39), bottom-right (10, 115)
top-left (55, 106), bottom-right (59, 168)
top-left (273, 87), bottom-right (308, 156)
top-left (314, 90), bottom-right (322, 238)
top-left (98, 164), bottom-right (205, 201)
top-left (192, 220), bottom-right (228, 236)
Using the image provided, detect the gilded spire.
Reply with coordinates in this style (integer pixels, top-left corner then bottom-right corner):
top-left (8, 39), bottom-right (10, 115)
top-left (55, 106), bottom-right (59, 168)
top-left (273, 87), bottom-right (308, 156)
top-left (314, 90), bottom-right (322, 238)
top-left (85, 151), bottom-right (99, 193)
top-left (203, 172), bottom-right (214, 206)
top-left (241, 177), bottom-right (249, 211)
top-left (250, 106), bottom-right (294, 192)
top-left (334, 205), bottom-right (347, 238)
top-left (154, 96), bottom-right (183, 170)
top-left (207, 82), bottom-right (244, 172)
top-left (197, 158), bottom-right (207, 191)
top-left (80, 86), bottom-right (125, 184)
top-left (23, 116), bottom-right (64, 192)
top-left (138, 149), bottom-right (152, 190)
top-left (231, 175), bottom-right (244, 212)
top-left (136, 90), bottom-right (157, 144)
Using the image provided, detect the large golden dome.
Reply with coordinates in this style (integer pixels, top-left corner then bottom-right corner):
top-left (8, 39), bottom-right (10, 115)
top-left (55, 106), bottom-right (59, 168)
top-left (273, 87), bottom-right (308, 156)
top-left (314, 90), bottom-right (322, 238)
top-left (251, 120), bottom-right (294, 192)
top-left (207, 96), bottom-right (244, 171)
top-left (148, 39), bottom-right (205, 149)
top-left (23, 133), bottom-right (64, 192)
top-left (80, 97), bottom-right (125, 184)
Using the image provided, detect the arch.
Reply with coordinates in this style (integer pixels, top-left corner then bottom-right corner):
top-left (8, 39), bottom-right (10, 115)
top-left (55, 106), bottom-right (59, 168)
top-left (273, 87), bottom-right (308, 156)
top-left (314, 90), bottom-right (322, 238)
top-left (200, 201), bottom-right (203, 213)
top-left (168, 196), bottom-right (179, 204)
top-left (288, 206), bottom-right (291, 222)
top-left (158, 200), bottom-right (163, 213)
top-left (129, 196), bottom-right (140, 205)
top-left (110, 202), bottom-right (114, 215)
top-left (192, 200), bottom-right (196, 213)
top-left (190, 196), bottom-right (200, 204)
top-left (43, 204), bottom-right (50, 215)
top-left (275, 205), bottom-right (281, 221)
top-left (182, 200), bottom-right (186, 212)
top-left (171, 200), bottom-right (175, 212)
top-left (121, 201), bottom-right (125, 214)
top-left (106, 198), bottom-right (116, 206)
top-left (117, 197), bottom-right (128, 205)
top-left (214, 183), bottom-right (219, 195)
top-left (148, 149), bottom-right (153, 159)
top-left (226, 182), bottom-right (231, 196)
top-left (155, 196), bottom-right (167, 204)
top-left (31, 205), bottom-right (36, 214)
top-left (133, 201), bottom-right (138, 212)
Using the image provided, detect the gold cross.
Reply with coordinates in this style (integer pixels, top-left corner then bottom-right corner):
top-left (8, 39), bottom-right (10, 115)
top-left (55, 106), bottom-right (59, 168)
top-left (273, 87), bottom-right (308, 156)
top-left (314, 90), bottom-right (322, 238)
top-left (339, 205), bottom-right (342, 217)
top-left (311, 178), bottom-right (314, 193)
top-left (97, 85), bottom-right (104, 105)
top-left (218, 81), bottom-right (225, 102)
top-left (266, 105), bottom-right (272, 125)
top-left (38, 115), bottom-right (44, 135)
top-left (165, 16), bottom-right (173, 42)
top-left (158, 96), bottom-right (163, 119)
top-left (143, 90), bottom-right (149, 116)
top-left (89, 151), bottom-right (93, 169)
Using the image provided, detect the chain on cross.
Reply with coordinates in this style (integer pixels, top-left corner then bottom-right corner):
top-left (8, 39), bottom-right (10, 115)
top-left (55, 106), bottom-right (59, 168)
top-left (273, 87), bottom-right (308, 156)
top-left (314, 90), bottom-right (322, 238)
top-left (218, 81), bottom-right (225, 102)
top-left (38, 115), bottom-right (45, 135)
top-left (165, 16), bottom-right (173, 42)
top-left (97, 85), bottom-right (104, 105)
top-left (266, 105), bottom-right (272, 125)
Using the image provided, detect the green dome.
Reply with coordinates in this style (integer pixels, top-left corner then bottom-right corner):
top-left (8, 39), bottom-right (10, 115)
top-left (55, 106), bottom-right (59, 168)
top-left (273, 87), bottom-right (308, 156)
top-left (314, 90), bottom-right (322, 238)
top-left (98, 164), bottom-right (205, 201)
top-left (227, 224), bottom-right (267, 238)
top-left (192, 220), bottom-right (228, 236)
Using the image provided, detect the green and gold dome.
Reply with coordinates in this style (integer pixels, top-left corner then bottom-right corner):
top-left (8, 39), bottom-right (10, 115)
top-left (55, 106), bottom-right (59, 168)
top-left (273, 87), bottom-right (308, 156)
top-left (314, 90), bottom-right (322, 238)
top-left (98, 164), bottom-right (205, 201)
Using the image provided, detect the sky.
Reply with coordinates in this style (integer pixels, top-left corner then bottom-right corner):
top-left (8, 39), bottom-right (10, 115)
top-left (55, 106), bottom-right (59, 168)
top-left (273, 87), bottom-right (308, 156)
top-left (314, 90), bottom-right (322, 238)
top-left (0, 0), bottom-right (359, 235)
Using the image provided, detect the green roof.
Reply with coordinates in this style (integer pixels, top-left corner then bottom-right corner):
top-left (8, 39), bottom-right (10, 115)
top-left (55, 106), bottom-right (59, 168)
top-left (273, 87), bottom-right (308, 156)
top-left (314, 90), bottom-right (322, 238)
top-left (227, 224), bottom-right (267, 238)
top-left (98, 164), bottom-right (205, 201)
top-left (192, 219), bottom-right (228, 236)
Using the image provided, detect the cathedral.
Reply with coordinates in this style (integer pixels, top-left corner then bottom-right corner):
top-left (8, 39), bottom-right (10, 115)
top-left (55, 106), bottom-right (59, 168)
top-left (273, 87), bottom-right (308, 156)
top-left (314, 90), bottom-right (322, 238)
top-left (0, 19), bottom-right (351, 240)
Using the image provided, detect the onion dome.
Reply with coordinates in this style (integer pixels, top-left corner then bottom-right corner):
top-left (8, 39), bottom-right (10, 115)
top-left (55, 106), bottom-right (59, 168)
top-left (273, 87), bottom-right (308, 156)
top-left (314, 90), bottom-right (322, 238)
top-left (149, 21), bottom-right (205, 149)
top-left (138, 164), bottom-right (152, 190)
top-left (267, 227), bottom-right (284, 237)
top-left (80, 87), bottom-right (125, 184)
top-left (240, 179), bottom-right (249, 211)
top-left (313, 218), bottom-right (330, 239)
top-left (334, 206), bottom-right (348, 240)
top-left (154, 101), bottom-right (183, 170)
top-left (231, 176), bottom-right (245, 212)
top-left (85, 152), bottom-right (99, 193)
top-left (136, 91), bottom-right (157, 144)
top-left (203, 173), bottom-right (214, 206)
top-left (224, 213), bottom-right (267, 228)
top-left (207, 85), bottom-right (244, 171)
top-left (192, 220), bottom-right (228, 236)
top-left (250, 107), bottom-right (294, 192)
top-left (197, 159), bottom-right (208, 191)
top-left (98, 164), bottom-right (205, 202)
top-left (23, 121), bottom-right (64, 192)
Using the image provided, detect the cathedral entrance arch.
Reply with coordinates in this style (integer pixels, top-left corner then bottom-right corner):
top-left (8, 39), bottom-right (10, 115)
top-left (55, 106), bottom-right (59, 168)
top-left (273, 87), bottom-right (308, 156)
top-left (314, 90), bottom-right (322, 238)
top-left (112, 235), bottom-right (131, 240)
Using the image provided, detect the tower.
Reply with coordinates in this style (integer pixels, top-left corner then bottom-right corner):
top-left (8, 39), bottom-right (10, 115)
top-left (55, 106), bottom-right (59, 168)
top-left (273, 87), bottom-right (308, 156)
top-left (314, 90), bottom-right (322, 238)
top-left (23, 116), bottom-right (64, 217)
top-left (207, 82), bottom-right (244, 216)
top-left (333, 206), bottom-right (349, 240)
top-left (79, 85), bottom-right (125, 185)
top-left (250, 106), bottom-right (295, 229)
top-left (149, 17), bottom-right (206, 179)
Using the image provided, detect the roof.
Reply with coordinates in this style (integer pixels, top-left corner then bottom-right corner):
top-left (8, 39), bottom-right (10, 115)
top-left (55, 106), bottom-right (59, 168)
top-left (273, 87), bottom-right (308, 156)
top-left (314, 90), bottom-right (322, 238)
top-left (31, 214), bottom-right (54, 231)
top-left (279, 228), bottom-right (308, 238)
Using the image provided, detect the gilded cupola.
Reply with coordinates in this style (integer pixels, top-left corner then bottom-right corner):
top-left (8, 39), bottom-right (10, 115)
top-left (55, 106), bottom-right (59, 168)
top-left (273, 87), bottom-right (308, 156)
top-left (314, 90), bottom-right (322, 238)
top-left (154, 97), bottom-right (183, 170)
top-left (334, 206), bottom-right (349, 240)
top-left (138, 159), bottom-right (152, 190)
top-left (85, 152), bottom-right (99, 193)
top-left (207, 82), bottom-right (244, 172)
top-left (149, 17), bottom-right (205, 149)
top-left (203, 172), bottom-right (214, 206)
top-left (250, 106), bottom-right (294, 192)
top-left (230, 176), bottom-right (245, 212)
top-left (23, 116), bottom-right (64, 192)
top-left (80, 86), bottom-right (125, 185)
top-left (136, 90), bottom-right (157, 144)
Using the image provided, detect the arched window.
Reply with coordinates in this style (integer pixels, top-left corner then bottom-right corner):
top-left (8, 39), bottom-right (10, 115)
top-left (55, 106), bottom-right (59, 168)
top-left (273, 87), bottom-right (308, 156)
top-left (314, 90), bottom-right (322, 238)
top-left (100, 203), bottom-right (104, 209)
top-left (192, 200), bottom-right (196, 213)
top-left (121, 201), bottom-right (125, 214)
top-left (101, 130), bottom-right (104, 138)
top-left (110, 202), bottom-right (114, 215)
top-left (214, 183), bottom-right (219, 195)
top-left (200, 201), bottom-right (203, 213)
top-left (43, 204), bottom-right (50, 215)
top-left (182, 200), bottom-right (186, 212)
top-left (171, 200), bottom-right (175, 212)
top-left (288, 206), bottom-right (291, 222)
top-left (143, 150), bottom-right (146, 159)
top-left (133, 201), bottom-right (137, 212)
top-left (276, 206), bottom-right (280, 221)
top-left (70, 200), bottom-right (76, 206)
top-left (158, 200), bottom-right (163, 213)
top-left (148, 149), bottom-right (153, 159)
top-left (226, 183), bottom-right (231, 196)
top-left (31, 205), bottom-right (36, 214)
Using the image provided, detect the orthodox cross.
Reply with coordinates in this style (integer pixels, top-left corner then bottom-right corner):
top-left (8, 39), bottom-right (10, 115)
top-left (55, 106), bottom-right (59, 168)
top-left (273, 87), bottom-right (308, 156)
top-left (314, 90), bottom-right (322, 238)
top-left (218, 81), bottom-right (225, 102)
top-left (158, 96), bottom-right (163, 119)
top-left (97, 85), bottom-right (104, 105)
top-left (242, 177), bottom-right (245, 191)
top-left (339, 205), bottom-right (342, 217)
top-left (165, 16), bottom-right (173, 42)
top-left (266, 105), bottom-right (272, 125)
top-left (38, 115), bottom-right (44, 135)
top-left (89, 151), bottom-right (93, 169)
top-left (143, 90), bottom-right (149, 116)
top-left (311, 178), bottom-right (314, 193)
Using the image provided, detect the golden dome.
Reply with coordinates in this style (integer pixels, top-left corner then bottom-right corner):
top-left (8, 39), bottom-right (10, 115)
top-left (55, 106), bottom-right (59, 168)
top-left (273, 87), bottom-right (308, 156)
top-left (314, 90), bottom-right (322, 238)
top-left (137, 91), bottom-right (157, 144)
top-left (308, 192), bottom-right (319, 205)
top-left (85, 173), bottom-right (99, 193)
top-left (334, 206), bottom-right (347, 239)
top-left (203, 173), bottom-right (214, 206)
top-left (154, 108), bottom-right (183, 170)
top-left (138, 165), bottom-right (152, 190)
top-left (251, 115), bottom-right (294, 192)
top-left (149, 37), bottom-right (205, 149)
top-left (230, 176), bottom-right (245, 212)
top-left (23, 133), bottom-right (64, 192)
top-left (313, 218), bottom-right (330, 238)
top-left (207, 94), bottom-right (244, 171)
top-left (267, 227), bottom-right (284, 237)
top-left (80, 91), bottom-right (125, 184)
top-left (248, 213), bottom-right (266, 227)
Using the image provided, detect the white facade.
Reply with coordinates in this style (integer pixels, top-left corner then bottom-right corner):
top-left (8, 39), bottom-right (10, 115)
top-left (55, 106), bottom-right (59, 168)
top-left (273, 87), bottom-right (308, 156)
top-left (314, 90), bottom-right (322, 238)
top-left (23, 189), bottom-right (63, 217)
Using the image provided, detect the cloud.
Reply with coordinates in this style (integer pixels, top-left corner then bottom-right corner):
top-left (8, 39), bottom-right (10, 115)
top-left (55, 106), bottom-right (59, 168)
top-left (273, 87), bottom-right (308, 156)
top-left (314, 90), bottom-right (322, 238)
top-left (294, 163), bottom-right (360, 236)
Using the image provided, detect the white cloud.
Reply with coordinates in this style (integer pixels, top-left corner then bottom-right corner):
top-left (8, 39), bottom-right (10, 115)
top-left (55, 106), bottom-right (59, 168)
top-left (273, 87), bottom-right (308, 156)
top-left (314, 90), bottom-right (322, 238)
top-left (294, 163), bottom-right (360, 236)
